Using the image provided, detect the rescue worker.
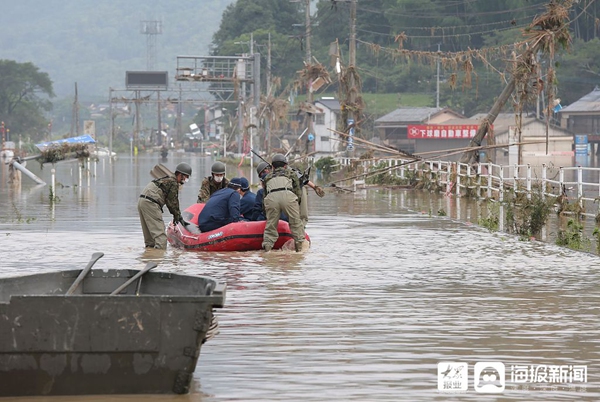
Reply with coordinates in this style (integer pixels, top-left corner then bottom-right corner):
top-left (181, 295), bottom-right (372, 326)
top-left (239, 177), bottom-right (256, 220)
top-left (261, 154), bottom-right (305, 252)
top-left (252, 162), bottom-right (288, 222)
top-left (197, 161), bottom-right (229, 203)
top-left (138, 162), bottom-right (191, 249)
top-left (198, 177), bottom-right (244, 232)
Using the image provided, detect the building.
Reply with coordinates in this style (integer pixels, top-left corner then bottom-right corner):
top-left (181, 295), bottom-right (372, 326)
top-left (558, 85), bottom-right (600, 154)
top-left (374, 107), bottom-right (465, 154)
top-left (312, 97), bottom-right (341, 156)
top-left (470, 113), bottom-right (573, 166)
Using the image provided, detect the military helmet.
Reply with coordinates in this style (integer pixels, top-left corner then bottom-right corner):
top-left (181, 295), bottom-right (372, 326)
top-left (211, 161), bottom-right (226, 174)
top-left (272, 153), bottom-right (287, 165)
top-left (271, 153), bottom-right (288, 168)
top-left (175, 162), bottom-right (192, 177)
top-left (256, 161), bottom-right (270, 176)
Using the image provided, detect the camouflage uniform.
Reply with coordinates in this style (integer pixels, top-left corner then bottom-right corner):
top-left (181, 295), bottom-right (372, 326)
top-left (138, 175), bottom-right (183, 249)
top-left (197, 176), bottom-right (229, 203)
top-left (261, 166), bottom-right (305, 251)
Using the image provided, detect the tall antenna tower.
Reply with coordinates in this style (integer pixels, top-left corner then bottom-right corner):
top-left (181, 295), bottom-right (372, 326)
top-left (140, 20), bottom-right (162, 70)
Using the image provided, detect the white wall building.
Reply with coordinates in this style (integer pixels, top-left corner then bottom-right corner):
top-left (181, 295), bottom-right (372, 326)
top-left (312, 98), bottom-right (341, 156)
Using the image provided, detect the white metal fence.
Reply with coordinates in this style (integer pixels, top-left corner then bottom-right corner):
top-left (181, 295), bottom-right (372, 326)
top-left (330, 157), bottom-right (600, 218)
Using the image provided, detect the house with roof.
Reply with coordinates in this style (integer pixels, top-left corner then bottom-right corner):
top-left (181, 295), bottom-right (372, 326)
top-left (374, 107), bottom-right (466, 155)
top-left (558, 86), bottom-right (600, 154)
top-left (312, 97), bottom-right (341, 156)
top-left (470, 113), bottom-right (573, 165)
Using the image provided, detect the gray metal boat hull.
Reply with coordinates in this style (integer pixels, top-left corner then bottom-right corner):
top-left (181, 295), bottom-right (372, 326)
top-left (0, 268), bottom-right (226, 396)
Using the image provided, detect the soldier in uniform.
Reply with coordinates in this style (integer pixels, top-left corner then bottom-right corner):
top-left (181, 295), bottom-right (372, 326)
top-left (261, 154), bottom-right (305, 252)
top-left (197, 161), bottom-right (229, 203)
top-left (138, 162), bottom-right (192, 249)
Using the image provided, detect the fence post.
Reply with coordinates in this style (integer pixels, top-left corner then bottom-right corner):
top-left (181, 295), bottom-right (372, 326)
top-left (446, 163), bottom-right (452, 194)
top-left (559, 167), bottom-right (564, 200)
top-left (487, 163), bottom-right (492, 199)
top-left (456, 163), bottom-right (461, 196)
top-left (542, 164), bottom-right (547, 198)
top-left (499, 165), bottom-right (504, 203)
top-left (477, 163), bottom-right (482, 199)
top-left (526, 164), bottom-right (532, 200)
top-left (578, 165), bottom-right (583, 208)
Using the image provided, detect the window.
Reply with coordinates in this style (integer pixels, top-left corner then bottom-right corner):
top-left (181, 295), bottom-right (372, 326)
top-left (316, 114), bottom-right (325, 125)
top-left (321, 136), bottom-right (329, 142)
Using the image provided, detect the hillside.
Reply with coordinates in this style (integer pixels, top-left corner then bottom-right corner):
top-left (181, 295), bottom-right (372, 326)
top-left (0, 0), bottom-right (234, 100)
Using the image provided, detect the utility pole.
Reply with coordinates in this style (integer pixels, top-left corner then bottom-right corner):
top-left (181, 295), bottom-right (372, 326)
top-left (436, 44), bottom-right (441, 109)
top-left (347, 0), bottom-right (357, 154)
top-left (305, 0), bottom-right (313, 155)
top-left (157, 90), bottom-right (162, 146)
top-left (266, 32), bottom-right (272, 154)
top-left (71, 82), bottom-right (80, 136)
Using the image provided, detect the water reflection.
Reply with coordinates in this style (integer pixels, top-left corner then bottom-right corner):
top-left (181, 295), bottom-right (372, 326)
top-left (0, 155), bottom-right (598, 401)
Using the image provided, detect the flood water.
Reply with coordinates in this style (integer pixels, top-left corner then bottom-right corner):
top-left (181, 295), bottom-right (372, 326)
top-left (0, 154), bottom-right (599, 401)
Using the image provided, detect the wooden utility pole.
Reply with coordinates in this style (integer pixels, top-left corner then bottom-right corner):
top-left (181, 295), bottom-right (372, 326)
top-left (305, 0), bottom-right (313, 155)
top-left (266, 32), bottom-right (272, 154)
top-left (347, 0), bottom-right (357, 154)
top-left (71, 82), bottom-right (80, 136)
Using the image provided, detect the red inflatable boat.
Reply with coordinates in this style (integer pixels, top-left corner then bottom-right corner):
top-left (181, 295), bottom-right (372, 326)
top-left (166, 203), bottom-right (310, 252)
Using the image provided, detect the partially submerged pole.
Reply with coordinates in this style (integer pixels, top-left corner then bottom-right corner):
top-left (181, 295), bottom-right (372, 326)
top-left (10, 160), bottom-right (46, 185)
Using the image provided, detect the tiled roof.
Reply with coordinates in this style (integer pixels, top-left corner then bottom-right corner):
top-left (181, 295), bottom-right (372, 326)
top-left (560, 86), bottom-right (600, 112)
top-left (375, 107), bottom-right (442, 123)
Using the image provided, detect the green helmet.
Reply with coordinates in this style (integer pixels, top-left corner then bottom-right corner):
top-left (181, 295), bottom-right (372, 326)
top-left (256, 161), bottom-right (270, 176)
top-left (271, 153), bottom-right (287, 167)
top-left (175, 162), bottom-right (192, 177)
top-left (211, 161), bottom-right (226, 174)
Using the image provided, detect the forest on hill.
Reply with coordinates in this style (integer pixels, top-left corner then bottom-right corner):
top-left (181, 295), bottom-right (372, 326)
top-left (1, 0), bottom-right (600, 144)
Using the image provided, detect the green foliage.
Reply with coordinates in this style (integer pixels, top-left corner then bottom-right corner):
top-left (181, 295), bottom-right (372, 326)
top-left (365, 161), bottom-right (409, 186)
top-left (479, 201), bottom-right (500, 232)
top-left (314, 156), bottom-right (336, 180)
top-left (504, 188), bottom-right (554, 239)
top-left (557, 219), bottom-right (590, 251)
top-left (0, 60), bottom-right (54, 143)
top-left (555, 38), bottom-right (600, 105)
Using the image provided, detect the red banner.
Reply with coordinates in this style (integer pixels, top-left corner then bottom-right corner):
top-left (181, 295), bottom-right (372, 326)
top-left (407, 124), bottom-right (480, 139)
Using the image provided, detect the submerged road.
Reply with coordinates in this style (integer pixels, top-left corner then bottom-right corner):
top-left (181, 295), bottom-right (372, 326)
top-left (0, 155), bottom-right (598, 401)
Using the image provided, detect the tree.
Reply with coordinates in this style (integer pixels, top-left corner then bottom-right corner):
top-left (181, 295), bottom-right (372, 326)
top-left (0, 60), bottom-right (54, 143)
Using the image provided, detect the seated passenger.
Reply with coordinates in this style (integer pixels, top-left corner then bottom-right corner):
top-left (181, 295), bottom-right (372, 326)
top-left (198, 178), bottom-right (244, 232)
top-left (239, 177), bottom-right (256, 220)
top-left (197, 161), bottom-right (229, 203)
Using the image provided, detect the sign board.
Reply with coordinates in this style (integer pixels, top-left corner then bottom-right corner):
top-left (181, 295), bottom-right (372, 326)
top-left (408, 124), bottom-right (481, 139)
top-left (35, 135), bottom-right (96, 151)
top-left (83, 120), bottom-right (96, 138)
top-left (126, 71), bottom-right (168, 90)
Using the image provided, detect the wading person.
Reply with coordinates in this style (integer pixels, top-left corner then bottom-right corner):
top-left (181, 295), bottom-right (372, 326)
top-left (197, 161), bottom-right (229, 203)
top-left (261, 154), bottom-right (305, 252)
top-left (138, 162), bottom-right (192, 249)
top-left (198, 177), bottom-right (244, 232)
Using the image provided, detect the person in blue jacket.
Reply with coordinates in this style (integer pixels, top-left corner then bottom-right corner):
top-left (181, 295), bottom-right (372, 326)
top-left (239, 177), bottom-right (256, 220)
top-left (198, 178), bottom-right (244, 232)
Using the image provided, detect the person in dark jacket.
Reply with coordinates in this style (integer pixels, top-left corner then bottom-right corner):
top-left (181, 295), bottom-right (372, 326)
top-left (239, 177), bottom-right (256, 220)
top-left (198, 178), bottom-right (244, 232)
top-left (138, 162), bottom-right (192, 249)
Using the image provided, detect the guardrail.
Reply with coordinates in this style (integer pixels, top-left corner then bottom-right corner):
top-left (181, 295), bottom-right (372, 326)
top-left (332, 157), bottom-right (600, 218)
